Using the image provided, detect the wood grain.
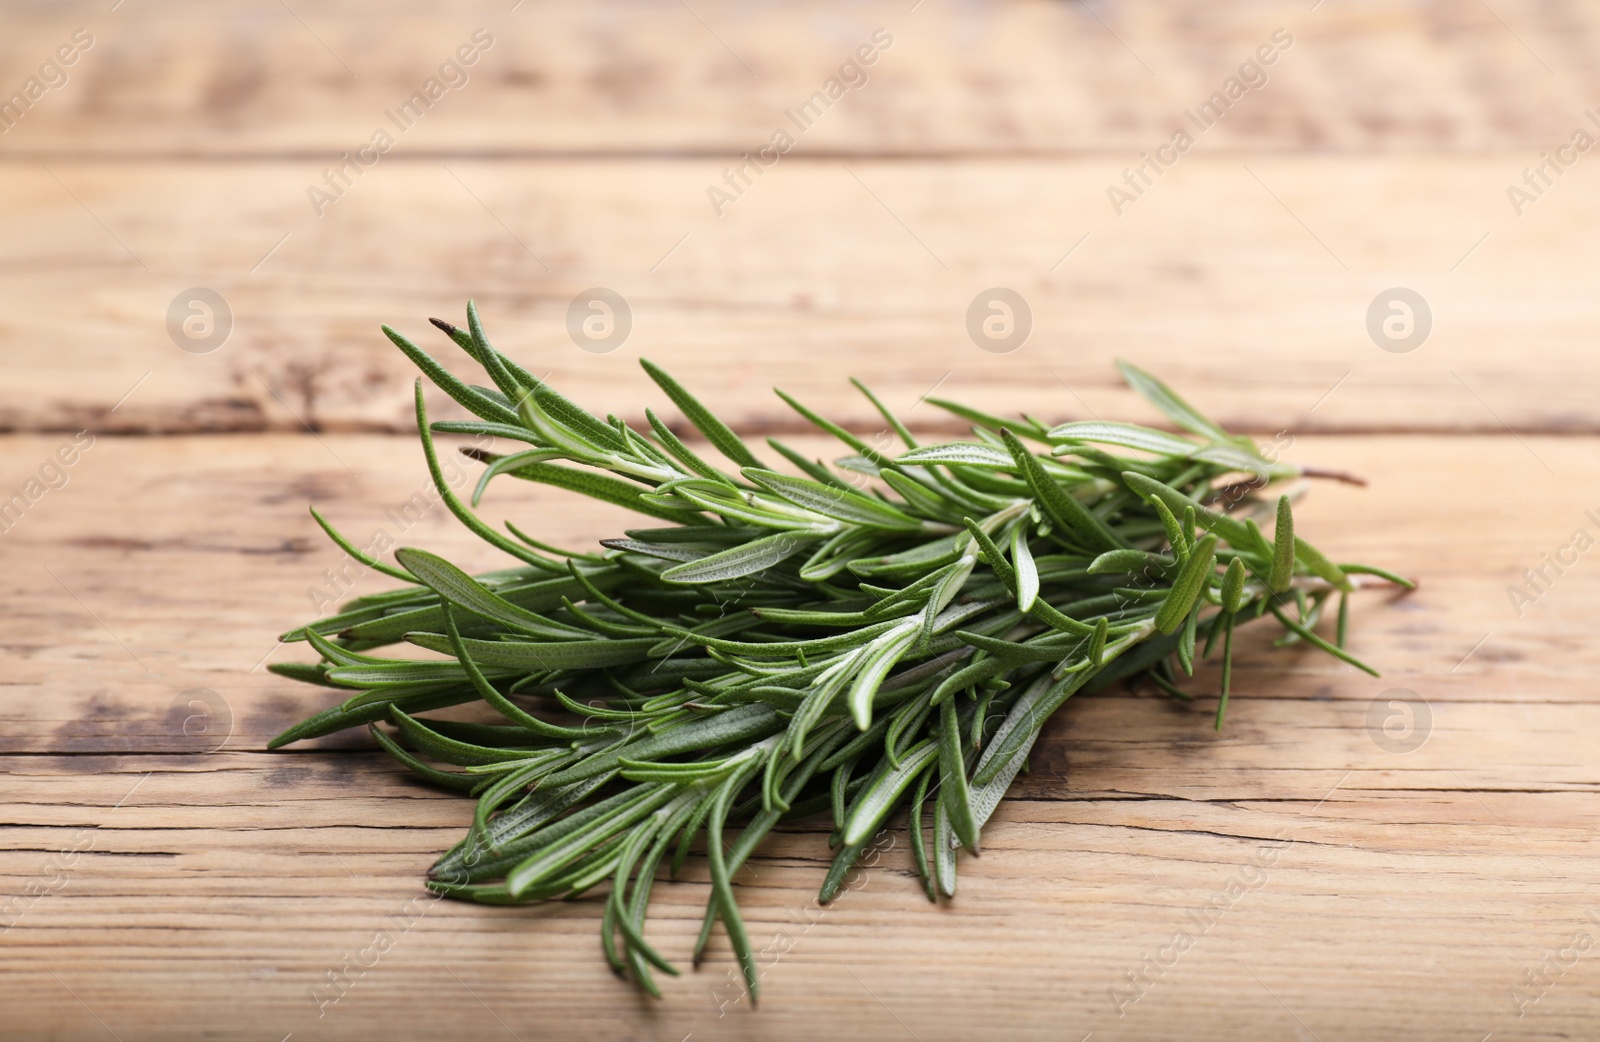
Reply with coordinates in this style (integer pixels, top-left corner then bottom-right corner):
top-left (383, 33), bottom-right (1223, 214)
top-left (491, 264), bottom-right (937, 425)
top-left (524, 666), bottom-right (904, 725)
top-left (4, 156), bottom-right (1599, 436)
top-left (4, 1), bottom-right (1597, 1038)
top-left (3, 0), bottom-right (1599, 156)
top-left (1, 432), bottom-right (1595, 1041)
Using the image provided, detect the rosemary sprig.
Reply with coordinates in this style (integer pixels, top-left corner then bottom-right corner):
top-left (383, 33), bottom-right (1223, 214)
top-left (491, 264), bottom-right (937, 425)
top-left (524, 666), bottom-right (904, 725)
top-left (269, 303), bottom-right (1411, 1002)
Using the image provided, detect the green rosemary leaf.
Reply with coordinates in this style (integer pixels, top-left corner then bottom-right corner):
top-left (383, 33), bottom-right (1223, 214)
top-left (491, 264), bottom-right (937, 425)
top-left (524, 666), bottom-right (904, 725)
top-left (938, 699), bottom-right (981, 851)
top-left (1220, 557), bottom-right (1248, 615)
top-left (1190, 442), bottom-right (1279, 473)
top-left (268, 685), bottom-right (480, 748)
top-left (1011, 524), bottom-right (1040, 612)
top-left (909, 769), bottom-right (936, 902)
top-left (406, 632), bottom-right (657, 670)
top-left (931, 656), bottom-right (1008, 706)
top-left (1155, 534), bottom-right (1219, 634)
top-left (1120, 470), bottom-right (1250, 546)
top-left (266, 661), bottom-right (339, 687)
top-left (645, 408), bottom-right (741, 487)
top-left (308, 506), bottom-right (418, 584)
top-left (766, 437), bottom-right (854, 490)
top-left (970, 669), bottom-right (1082, 790)
top-left (1214, 614), bottom-right (1237, 730)
top-left (706, 759), bottom-right (766, 1002)
top-left (385, 326), bottom-right (520, 425)
top-left (896, 443), bottom-right (1016, 469)
top-left (1049, 421), bottom-right (1198, 457)
top-left (955, 631), bottom-right (1070, 664)
top-left (506, 785), bottom-right (679, 898)
top-left (1001, 428), bottom-right (1122, 553)
top-left (1269, 604), bottom-right (1380, 675)
top-left (1295, 535), bottom-right (1354, 592)
top-left (1177, 604), bottom-right (1198, 674)
top-left (304, 625), bottom-right (387, 668)
top-left (545, 705), bottom-right (782, 787)
top-left (847, 624), bottom-right (920, 729)
top-left (1087, 548), bottom-right (1171, 577)
top-left (1338, 562), bottom-right (1416, 588)
top-left (743, 468), bottom-right (924, 531)
top-left (396, 547), bottom-right (594, 640)
top-left (408, 392), bottom-right (562, 576)
top-left (437, 606), bottom-right (594, 740)
top-left (1116, 359), bottom-right (1231, 442)
top-left (1152, 496), bottom-right (1186, 558)
top-left (469, 449), bottom-right (566, 506)
top-left (798, 528), bottom-right (882, 582)
top-left (662, 479), bottom-right (832, 532)
top-left (774, 389), bottom-right (898, 470)
top-left (429, 419), bottom-right (541, 444)
top-left (659, 531), bottom-right (818, 584)
top-left (842, 740), bottom-right (937, 847)
top-left (367, 722), bottom-right (479, 791)
top-left (1268, 495), bottom-right (1296, 593)
top-left (933, 802), bottom-right (958, 897)
top-left (387, 707), bottom-right (541, 766)
top-left (1087, 617), bottom-right (1109, 666)
top-left (850, 376), bottom-right (917, 448)
top-left (471, 453), bottom-right (705, 526)
top-left (924, 398), bottom-right (1050, 441)
top-left (639, 359), bottom-right (766, 470)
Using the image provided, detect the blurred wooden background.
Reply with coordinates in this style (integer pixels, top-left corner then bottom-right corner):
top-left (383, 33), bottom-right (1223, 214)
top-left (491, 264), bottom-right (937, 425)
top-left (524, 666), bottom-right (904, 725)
top-left (3, 2), bottom-right (1599, 1040)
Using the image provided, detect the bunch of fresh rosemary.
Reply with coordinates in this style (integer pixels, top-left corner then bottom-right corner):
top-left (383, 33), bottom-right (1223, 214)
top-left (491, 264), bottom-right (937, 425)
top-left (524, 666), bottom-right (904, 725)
top-left (269, 303), bottom-right (1408, 1001)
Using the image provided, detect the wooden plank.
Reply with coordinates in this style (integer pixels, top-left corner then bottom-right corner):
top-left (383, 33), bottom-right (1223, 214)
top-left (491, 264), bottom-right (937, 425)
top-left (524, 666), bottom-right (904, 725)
top-left (1, 431), bottom-right (1595, 1039)
top-left (2, 0), bottom-right (1597, 156)
top-left (3, 157), bottom-right (1598, 436)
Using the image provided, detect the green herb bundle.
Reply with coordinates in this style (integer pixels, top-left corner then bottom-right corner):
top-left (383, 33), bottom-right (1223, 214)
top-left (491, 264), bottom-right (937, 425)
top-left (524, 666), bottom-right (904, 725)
top-left (269, 303), bottom-right (1409, 1001)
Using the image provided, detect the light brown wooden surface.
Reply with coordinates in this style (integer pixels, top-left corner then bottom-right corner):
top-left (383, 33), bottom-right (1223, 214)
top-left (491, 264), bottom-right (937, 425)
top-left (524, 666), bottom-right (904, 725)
top-left (5, 0), bottom-right (1599, 156)
top-left (3, 1), bottom-right (1599, 1039)
top-left (2, 0), bottom-right (1600, 435)
top-left (2, 432), bottom-right (1598, 1041)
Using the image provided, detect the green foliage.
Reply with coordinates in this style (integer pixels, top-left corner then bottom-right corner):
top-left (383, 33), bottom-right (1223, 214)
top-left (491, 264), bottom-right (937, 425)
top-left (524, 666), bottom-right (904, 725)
top-left (271, 305), bottom-right (1409, 1002)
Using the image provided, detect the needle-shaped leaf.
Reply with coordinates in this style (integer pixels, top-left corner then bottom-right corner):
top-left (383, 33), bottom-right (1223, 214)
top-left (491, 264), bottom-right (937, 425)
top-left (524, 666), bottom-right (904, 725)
top-left (841, 740), bottom-right (937, 847)
top-left (1154, 534), bottom-right (1219, 634)
top-left (938, 699), bottom-right (981, 851)
top-left (396, 547), bottom-right (594, 640)
top-left (1220, 556), bottom-right (1248, 615)
top-left (1001, 428), bottom-right (1122, 552)
top-left (406, 632), bottom-right (657, 670)
top-left (644, 408), bottom-right (739, 487)
top-left (1120, 470), bottom-right (1250, 546)
top-left (309, 506), bottom-right (418, 584)
top-left (659, 531), bottom-right (817, 584)
top-left (1268, 495), bottom-right (1296, 593)
top-left (467, 451), bottom-right (704, 526)
top-left (1269, 604), bottom-right (1380, 675)
top-left (896, 443), bottom-right (1017, 469)
top-left (1048, 421), bottom-right (1199, 457)
top-left (1116, 359), bottom-right (1231, 442)
top-left (639, 359), bottom-right (766, 470)
top-left (847, 623), bottom-right (920, 730)
top-left (923, 398), bottom-right (1050, 441)
top-left (385, 326), bottom-right (521, 425)
top-left (1010, 524), bottom-right (1039, 612)
top-left (1295, 535), bottom-right (1353, 592)
top-left (742, 468), bottom-right (924, 531)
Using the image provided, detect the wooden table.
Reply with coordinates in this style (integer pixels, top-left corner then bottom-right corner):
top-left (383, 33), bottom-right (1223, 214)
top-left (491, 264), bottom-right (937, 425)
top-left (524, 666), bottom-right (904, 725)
top-left (3, 3), bottom-right (1598, 1039)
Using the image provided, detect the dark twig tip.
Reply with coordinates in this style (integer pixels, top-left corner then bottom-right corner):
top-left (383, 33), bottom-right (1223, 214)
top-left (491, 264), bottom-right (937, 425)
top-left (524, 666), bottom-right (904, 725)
top-left (428, 317), bottom-right (460, 337)
top-left (1301, 465), bottom-right (1367, 486)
